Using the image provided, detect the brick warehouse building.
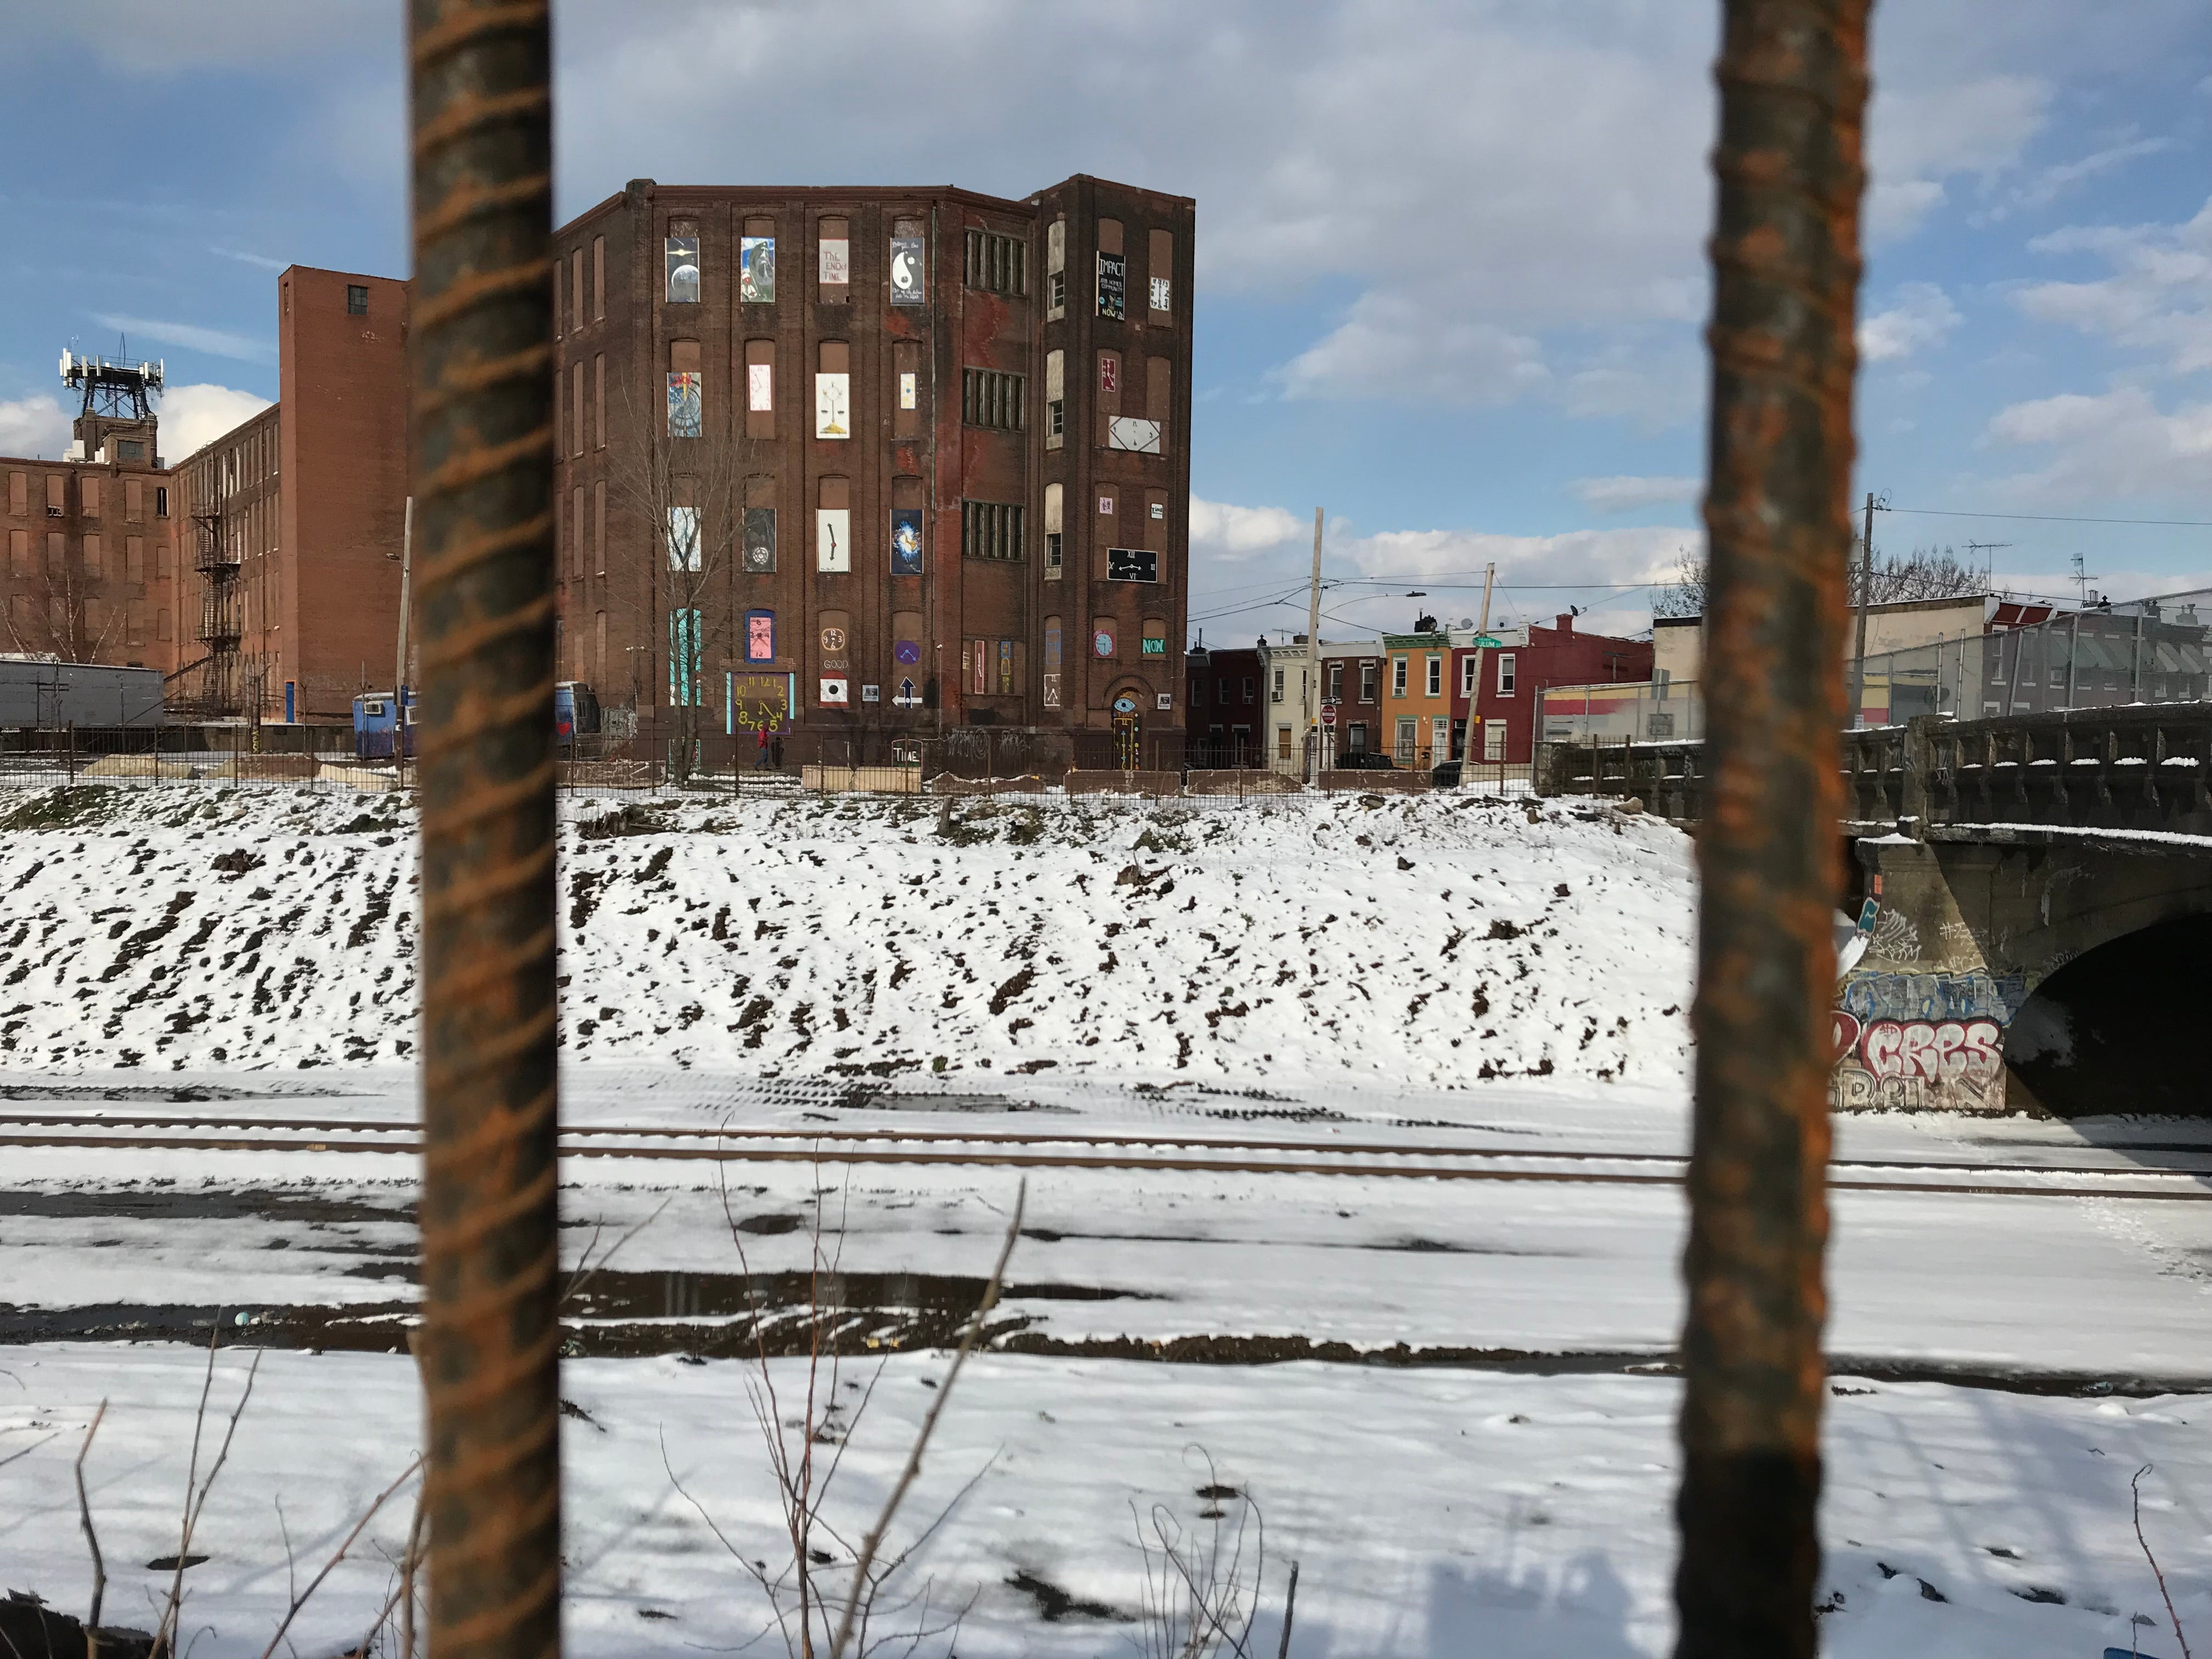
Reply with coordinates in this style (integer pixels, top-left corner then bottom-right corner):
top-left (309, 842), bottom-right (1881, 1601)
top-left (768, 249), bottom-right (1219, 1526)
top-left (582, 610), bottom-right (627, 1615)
top-left (552, 174), bottom-right (1195, 764)
top-left (171, 266), bottom-right (411, 723)
top-left (1, 370), bottom-right (188, 679)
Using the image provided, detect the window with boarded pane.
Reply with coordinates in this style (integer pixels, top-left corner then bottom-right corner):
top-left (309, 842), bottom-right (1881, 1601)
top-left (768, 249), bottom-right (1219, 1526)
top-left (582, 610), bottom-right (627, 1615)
top-left (962, 229), bottom-right (1026, 295)
top-left (961, 369), bottom-right (1025, 431)
top-left (961, 500), bottom-right (1024, 562)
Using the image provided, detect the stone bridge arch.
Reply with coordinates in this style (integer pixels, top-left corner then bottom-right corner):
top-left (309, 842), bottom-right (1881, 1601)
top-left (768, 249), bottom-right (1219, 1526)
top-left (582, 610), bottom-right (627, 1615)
top-left (1833, 829), bottom-right (2212, 1113)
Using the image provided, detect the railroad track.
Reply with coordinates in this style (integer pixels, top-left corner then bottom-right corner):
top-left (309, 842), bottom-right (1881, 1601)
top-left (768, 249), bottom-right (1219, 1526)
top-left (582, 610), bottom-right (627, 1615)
top-left (2, 1113), bottom-right (2209, 1200)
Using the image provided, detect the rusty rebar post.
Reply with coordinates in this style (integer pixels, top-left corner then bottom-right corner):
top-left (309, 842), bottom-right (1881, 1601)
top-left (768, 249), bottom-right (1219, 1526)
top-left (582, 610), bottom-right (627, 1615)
top-left (1678, 4), bottom-right (1868, 1657)
top-left (409, 2), bottom-right (561, 1656)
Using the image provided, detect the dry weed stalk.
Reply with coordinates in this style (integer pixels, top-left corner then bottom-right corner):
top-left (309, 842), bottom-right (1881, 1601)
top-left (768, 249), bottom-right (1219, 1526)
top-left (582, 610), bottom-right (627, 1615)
top-left (664, 1161), bottom-right (1024, 1659)
top-left (154, 1321), bottom-right (261, 1656)
top-left (1133, 1449), bottom-right (1267, 1659)
top-left (2134, 1464), bottom-right (2194, 1659)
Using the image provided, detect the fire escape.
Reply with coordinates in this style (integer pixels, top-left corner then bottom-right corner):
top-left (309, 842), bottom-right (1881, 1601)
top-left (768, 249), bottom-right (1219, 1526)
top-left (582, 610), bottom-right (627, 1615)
top-left (190, 504), bottom-right (244, 716)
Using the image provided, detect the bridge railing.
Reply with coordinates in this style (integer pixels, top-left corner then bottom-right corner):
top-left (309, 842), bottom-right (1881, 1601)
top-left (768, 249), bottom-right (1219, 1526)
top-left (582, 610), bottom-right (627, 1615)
top-left (1539, 702), bottom-right (2212, 837)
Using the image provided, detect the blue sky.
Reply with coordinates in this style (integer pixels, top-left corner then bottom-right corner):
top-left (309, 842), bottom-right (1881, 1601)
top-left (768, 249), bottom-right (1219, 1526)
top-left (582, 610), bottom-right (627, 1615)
top-left (3, 1), bottom-right (2210, 643)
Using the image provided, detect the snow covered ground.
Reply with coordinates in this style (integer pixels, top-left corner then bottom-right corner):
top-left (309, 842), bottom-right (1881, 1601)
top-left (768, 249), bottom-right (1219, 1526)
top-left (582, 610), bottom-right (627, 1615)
top-left (4, 1345), bottom-right (2208, 1658)
top-left (0, 784), bottom-right (1693, 1086)
top-left (3, 782), bottom-right (2208, 1656)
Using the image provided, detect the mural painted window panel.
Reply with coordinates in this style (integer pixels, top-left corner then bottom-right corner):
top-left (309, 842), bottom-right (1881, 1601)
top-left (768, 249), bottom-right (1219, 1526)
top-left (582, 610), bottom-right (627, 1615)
top-left (745, 608), bottom-right (776, 664)
top-left (1107, 546), bottom-right (1158, 583)
top-left (667, 372), bottom-right (703, 437)
top-left (820, 238), bottom-right (850, 286)
top-left (743, 506), bottom-right (777, 574)
top-left (890, 236), bottom-right (926, 303)
top-left (1142, 620), bottom-right (1168, 658)
top-left (891, 611), bottom-right (924, 698)
top-left (744, 360), bottom-right (772, 413)
top-left (1093, 622), bottom-right (1118, 661)
top-left (740, 236), bottom-right (775, 303)
top-left (816, 508), bottom-right (850, 572)
top-left (997, 640), bottom-right (1015, 695)
top-left (890, 507), bottom-right (924, 577)
top-left (1043, 617), bottom-right (1062, 709)
top-left (665, 235), bottom-right (701, 303)
top-left (1106, 417), bottom-right (1161, 454)
top-left (669, 608), bottom-right (703, 706)
top-left (1097, 250), bottom-right (1126, 319)
top-left (815, 374), bottom-right (851, 439)
top-left (899, 372), bottom-right (917, 410)
top-left (667, 506), bottom-right (701, 572)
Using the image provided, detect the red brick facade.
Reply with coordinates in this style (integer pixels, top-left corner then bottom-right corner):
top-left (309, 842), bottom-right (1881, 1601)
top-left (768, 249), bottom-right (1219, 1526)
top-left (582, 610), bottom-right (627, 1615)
top-left (0, 396), bottom-right (185, 678)
top-left (171, 267), bottom-right (411, 722)
top-left (551, 174), bottom-right (1195, 755)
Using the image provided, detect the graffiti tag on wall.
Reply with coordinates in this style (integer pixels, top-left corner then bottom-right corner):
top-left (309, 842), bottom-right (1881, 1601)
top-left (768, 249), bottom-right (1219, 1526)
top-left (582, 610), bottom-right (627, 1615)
top-left (1839, 970), bottom-right (2024, 1026)
top-left (1831, 1015), bottom-right (2006, 1112)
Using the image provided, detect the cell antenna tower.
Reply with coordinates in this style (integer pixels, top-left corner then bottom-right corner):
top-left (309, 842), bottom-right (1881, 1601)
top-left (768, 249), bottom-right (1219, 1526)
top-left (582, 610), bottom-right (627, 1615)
top-left (60, 347), bottom-right (164, 424)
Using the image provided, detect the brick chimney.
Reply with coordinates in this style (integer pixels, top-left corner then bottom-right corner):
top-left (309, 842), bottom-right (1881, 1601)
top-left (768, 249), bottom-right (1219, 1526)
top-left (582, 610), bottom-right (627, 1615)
top-left (1555, 612), bottom-right (1575, 633)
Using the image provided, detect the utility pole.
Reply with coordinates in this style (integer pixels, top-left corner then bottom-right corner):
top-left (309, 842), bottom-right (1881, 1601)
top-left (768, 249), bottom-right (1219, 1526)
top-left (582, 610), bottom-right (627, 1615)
top-left (393, 495), bottom-right (413, 782)
top-left (1460, 561), bottom-right (1497, 772)
top-left (1305, 507), bottom-right (1323, 780)
top-left (1849, 490), bottom-right (1874, 727)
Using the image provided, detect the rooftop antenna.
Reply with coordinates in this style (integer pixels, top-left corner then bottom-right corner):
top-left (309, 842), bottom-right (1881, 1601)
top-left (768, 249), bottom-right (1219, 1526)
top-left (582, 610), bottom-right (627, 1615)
top-left (2070, 552), bottom-right (2100, 608)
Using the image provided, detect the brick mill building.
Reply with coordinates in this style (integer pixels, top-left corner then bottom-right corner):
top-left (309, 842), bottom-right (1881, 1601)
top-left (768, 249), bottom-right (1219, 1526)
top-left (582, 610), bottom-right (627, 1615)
top-left (1, 360), bottom-right (188, 676)
top-left (170, 266), bottom-right (412, 723)
top-left (551, 174), bottom-right (1195, 762)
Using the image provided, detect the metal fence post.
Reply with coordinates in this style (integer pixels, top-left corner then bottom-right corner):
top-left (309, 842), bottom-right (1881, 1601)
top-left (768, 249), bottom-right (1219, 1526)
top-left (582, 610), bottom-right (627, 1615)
top-left (1680, 4), bottom-right (1867, 1657)
top-left (409, 3), bottom-right (562, 1657)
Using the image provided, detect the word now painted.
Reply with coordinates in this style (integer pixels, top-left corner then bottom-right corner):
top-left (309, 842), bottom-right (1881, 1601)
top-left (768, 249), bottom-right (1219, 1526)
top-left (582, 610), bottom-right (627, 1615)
top-left (1859, 1018), bottom-right (2003, 1086)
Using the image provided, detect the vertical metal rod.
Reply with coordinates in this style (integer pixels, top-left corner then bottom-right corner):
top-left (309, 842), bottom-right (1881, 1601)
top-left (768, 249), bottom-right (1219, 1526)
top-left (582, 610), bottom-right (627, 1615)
top-left (1680, 4), bottom-right (1869, 1657)
top-left (397, 494), bottom-right (414, 781)
top-left (1305, 508), bottom-right (1323, 780)
top-left (1849, 490), bottom-right (1873, 725)
top-left (409, 3), bottom-right (562, 1658)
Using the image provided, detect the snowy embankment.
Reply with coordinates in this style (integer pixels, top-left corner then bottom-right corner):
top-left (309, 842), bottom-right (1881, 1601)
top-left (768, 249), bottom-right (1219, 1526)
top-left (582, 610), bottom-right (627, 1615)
top-left (0, 786), bottom-right (1695, 1086)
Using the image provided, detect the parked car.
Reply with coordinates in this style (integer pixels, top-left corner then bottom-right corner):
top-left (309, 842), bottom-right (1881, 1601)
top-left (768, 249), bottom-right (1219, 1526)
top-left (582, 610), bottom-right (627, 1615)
top-left (1430, 760), bottom-right (1462, 787)
top-left (1334, 751), bottom-right (1396, 770)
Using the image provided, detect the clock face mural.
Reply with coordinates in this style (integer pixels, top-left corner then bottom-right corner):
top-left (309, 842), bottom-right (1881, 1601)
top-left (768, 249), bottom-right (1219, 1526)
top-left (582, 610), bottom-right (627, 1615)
top-left (1093, 627), bottom-right (1116, 659)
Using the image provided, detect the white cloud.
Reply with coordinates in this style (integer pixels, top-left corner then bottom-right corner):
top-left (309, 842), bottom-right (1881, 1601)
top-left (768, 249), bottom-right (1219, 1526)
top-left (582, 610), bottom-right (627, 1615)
top-left (0, 394), bottom-right (72, 460)
top-left (1189, 498), bottom-right (1307, 560)
top-left (159, 384), bottom-right (273, 463)
top-left (1276, 299), bottom-right (1549, 405)
top-left (1976, 135), bottom-right (2170, 224)
top-left (2013, 196), bottom-right (2212, 374)
top-left (1858, 283), bottom-right (1963, 363)
top-left (1570, 476), bottom-right (1699, 514)
top-left (1983, 386), bottom-right (2212, 503)
top-left (93, 314), bottom-right (274, 366)
top-left (1340, 524), bottom-right (1692, 591)
top-left (1867, 77), bottom-right (2051, 242)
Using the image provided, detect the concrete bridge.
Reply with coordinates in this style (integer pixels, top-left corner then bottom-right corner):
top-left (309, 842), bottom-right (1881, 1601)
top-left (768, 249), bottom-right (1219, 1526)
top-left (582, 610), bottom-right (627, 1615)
top-left (1540, 704), bottom-right (2212, 1114)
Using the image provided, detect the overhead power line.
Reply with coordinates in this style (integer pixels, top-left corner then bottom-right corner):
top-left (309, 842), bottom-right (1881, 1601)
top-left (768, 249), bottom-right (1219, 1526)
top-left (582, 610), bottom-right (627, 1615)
top-left (1883, 505), bottom-right (2212, 528)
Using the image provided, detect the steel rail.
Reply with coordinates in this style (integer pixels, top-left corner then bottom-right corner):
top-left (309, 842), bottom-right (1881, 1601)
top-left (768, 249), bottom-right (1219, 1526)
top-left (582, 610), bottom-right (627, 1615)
top-left (1684, 3), bottom-right (1870, 1654)
top-left (409, 3), bottom-right (562, 1656)
top-left (3, 1113), bottom-right (2210, 1182)
top-left (4, 1130), bottom-right (2208, 1200)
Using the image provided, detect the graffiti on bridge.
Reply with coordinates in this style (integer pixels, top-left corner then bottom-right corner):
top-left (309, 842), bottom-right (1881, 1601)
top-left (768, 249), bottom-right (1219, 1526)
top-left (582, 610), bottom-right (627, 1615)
top-left (1839, 969), bottom-right (2025, 1026)
top-left (1830, 1011), bottom-right (2007, 1113)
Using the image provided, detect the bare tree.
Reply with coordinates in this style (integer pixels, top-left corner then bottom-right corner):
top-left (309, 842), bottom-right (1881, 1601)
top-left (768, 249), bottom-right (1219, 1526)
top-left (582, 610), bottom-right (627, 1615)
top-left (602, 369), bottom-right (764, 783)
top-left (1653, 540), bottom-right (1988, 621)
top-left (2, 543), bottom-right (128, 665)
